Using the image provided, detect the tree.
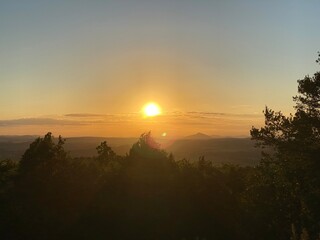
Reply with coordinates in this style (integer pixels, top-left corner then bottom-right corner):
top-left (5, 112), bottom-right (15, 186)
top-left (129, 132), bottom-right (166, 159)
top-left (316, 51), bottom-right (320, 64)
top-left (251, 54), bottom-right (320, 239)
top-left (15, 133), bottom-right (71, 239)
top-left (0, 159), bottom-right (17, 238)
top-left (19, 132), bottom-right (67, 173)
top-left (96, 141), bottom-right (116, 163)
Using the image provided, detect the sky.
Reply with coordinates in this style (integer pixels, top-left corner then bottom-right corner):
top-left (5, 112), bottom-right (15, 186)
top-left (1, 0), bottom-right (320, 137)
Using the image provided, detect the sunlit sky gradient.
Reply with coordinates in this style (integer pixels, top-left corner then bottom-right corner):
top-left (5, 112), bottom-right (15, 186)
top-left (1, 0), bottom-right (320, 137)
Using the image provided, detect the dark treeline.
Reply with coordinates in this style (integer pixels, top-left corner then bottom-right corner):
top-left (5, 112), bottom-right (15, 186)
top-left (1, 132), bottom-right (251, 240)
top-left (0, 55), bottom-right (320, 239)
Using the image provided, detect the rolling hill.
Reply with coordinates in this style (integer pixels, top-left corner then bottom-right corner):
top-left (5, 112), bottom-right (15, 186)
top-left (0, 135), bottom-right (261, 165)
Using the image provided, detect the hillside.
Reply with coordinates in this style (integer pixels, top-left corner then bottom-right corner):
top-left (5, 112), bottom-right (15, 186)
top-left (167, 138), bottom-right (260, 165)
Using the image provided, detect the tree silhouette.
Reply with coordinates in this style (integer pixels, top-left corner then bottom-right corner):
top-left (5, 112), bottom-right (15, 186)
top-left (251, 53), bottom-right (320, 239)
top-left (0, 159), bottom-right (17, 239)
top-left (129, 132), bottom-right (166, 159)
top-left (19, 132), bottom-right (67, 173)
top-left (96, 141), bottom-right (116, 163)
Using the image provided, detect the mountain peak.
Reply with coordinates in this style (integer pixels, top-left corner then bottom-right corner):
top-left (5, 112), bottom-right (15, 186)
top-left (184, 132), bottom-right (211, 140)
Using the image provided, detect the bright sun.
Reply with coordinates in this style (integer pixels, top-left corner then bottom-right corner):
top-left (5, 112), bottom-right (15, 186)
top-left (143, 102), bottom-right (161, 117)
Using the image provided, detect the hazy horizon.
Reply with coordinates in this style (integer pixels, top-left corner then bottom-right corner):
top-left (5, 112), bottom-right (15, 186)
top-left (0, 128), bottom-right (252, 139)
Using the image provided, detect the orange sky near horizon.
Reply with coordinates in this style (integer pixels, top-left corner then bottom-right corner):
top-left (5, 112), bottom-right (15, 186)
top-left (0, 111), bottom-right (264, 138)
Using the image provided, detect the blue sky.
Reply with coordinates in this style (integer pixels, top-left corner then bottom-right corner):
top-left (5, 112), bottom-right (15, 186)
top-left (0, 0), bottom-right (319, 136)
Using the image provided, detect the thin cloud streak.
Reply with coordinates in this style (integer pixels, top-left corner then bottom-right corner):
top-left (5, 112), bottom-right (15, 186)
top-left (0, 118), bottom-right (97, 126)
top-left (0, 112), bottom-right (264, 137)
top-left (0, 112), bottom-right (262, 126)
top-left (65, 113), bottom-right (110, 118)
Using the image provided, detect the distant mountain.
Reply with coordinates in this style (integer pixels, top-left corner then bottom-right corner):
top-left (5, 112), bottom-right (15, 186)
top-left (166, 138), bottom-right (261, 166)
top-left (184, 132), bottom-right (212, 140)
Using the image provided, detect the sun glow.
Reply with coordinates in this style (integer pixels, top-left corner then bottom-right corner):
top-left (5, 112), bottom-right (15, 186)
top-left (143, 102), bottom-right (161, 117)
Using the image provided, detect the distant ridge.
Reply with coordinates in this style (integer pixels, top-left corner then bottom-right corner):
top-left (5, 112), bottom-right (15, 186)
top-left (0, 135), bottom-right (260, 165)
top-left (0, 135), bottom-right (39, 143)
top-left (184, 132), bottom-right (212, 140)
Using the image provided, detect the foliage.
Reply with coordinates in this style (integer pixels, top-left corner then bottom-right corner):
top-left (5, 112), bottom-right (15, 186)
top-left (96, 141), bottom-right (116, 163)
top-left (0, 159), bottom-right (17, 238)
top-left (250, 54), bottom-right (320, 239)
top-left (0, 132), bottom-right (252, 239)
